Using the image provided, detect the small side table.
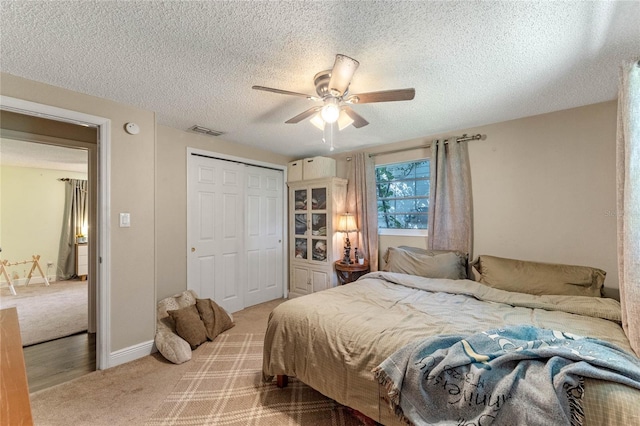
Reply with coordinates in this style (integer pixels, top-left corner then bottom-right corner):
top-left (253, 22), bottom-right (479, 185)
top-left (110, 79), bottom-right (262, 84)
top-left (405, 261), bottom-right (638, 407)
top-left (335, 260), bottom-right (370, 285)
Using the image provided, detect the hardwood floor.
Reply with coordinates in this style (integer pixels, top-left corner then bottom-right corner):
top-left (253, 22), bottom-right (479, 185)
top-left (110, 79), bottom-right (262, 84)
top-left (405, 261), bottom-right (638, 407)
top-left (23, 332), bottom-right (96, 393)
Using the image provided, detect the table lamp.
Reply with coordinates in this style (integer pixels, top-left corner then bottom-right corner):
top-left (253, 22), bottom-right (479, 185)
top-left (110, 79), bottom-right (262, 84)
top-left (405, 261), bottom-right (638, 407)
top-left (337, 212), bottom-right (358, 264)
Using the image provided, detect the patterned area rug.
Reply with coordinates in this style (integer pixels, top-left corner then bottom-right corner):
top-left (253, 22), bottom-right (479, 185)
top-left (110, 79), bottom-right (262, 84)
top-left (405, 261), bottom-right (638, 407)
top-left (146, 333), bottom-right (366, 425)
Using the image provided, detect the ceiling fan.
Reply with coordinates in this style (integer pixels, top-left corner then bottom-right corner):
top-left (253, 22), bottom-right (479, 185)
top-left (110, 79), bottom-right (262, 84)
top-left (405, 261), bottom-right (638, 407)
top-left (252, 54), bottom-right (415, 132)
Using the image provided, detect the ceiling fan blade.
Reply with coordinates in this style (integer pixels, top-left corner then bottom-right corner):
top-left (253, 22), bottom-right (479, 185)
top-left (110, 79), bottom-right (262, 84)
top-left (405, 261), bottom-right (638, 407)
top-left (252, 85), bottom-right (316, 100)
top-left (328, 54), bottom-right (359, 97)
top-left (342, 106), bottom-right (369, 128)
top-left (346, 88), bottom-right (415, 104)
top-left (285, 106), bottom-right (323, 124)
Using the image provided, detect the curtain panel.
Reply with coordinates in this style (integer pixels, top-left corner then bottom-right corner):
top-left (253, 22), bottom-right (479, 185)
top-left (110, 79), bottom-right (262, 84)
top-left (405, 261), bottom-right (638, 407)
top-left (346, 153), bottom-right (379, 271)
top-left (427, 139), bottom-right (473, 256)
top-left (57, 179), bottom-right (88, 280)
top-left (617, 59), bottom-right (640, 356)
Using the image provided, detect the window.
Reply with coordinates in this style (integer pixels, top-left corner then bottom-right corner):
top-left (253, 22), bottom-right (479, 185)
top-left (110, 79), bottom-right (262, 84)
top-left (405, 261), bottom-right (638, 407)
top-left (375, 160), bottom-right (430, 231)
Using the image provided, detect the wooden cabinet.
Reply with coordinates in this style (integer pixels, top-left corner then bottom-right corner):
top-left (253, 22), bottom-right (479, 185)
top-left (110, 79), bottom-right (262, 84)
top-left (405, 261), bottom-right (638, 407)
top-left (76, 243), bottom-right (88, 280)
top-left (288, 177), bottom-right (347, 298)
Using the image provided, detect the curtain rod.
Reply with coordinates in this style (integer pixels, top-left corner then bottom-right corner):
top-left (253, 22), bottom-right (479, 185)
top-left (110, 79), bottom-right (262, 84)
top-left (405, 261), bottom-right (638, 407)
top-left (368, 133), bottom-right (485, 158)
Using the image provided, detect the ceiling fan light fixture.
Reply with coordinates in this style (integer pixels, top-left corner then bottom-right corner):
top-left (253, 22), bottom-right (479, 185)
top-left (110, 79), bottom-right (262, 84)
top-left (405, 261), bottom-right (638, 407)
top-left (310, 114), bottom-right (325, 130)
top-left (337, 110), bottom-right (354, 130)
top-left (321, 100), bottom-right (340, 123)
top-left (253, 54), bottom-right (413, 134)
top-left (328, 54), bottom-right (359, 96)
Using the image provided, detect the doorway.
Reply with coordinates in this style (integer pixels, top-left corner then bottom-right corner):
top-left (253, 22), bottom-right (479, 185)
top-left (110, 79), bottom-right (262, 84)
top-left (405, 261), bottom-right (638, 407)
top-left (0, 98), bottom-right (109, 389)
top-left (187, 149), bottom-right (286, 313)
top-left (0, 136), bottom-right (95, 391)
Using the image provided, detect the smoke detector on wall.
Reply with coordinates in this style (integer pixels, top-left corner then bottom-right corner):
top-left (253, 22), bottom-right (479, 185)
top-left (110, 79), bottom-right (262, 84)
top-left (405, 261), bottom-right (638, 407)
top-left (124, 122), bottom-right (140, 135)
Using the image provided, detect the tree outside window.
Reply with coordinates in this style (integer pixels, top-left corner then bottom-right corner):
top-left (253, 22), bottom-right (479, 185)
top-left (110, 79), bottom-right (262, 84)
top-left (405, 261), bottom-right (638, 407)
top-left (375, 160), bottom-right (430, 229)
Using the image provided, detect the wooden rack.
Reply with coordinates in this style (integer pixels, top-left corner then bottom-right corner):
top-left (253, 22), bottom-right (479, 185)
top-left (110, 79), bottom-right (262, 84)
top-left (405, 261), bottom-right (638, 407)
top-left (0, 255), bottom-right (50, 296)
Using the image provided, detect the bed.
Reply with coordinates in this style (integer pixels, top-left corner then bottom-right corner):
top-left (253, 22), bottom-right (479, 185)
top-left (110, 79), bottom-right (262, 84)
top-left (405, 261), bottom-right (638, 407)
top-left (262, 249), bottom-right (640, 425)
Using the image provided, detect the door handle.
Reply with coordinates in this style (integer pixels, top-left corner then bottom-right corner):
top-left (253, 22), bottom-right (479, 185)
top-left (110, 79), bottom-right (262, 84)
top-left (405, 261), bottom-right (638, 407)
top-left (191, 247), bottom-right (196, 252)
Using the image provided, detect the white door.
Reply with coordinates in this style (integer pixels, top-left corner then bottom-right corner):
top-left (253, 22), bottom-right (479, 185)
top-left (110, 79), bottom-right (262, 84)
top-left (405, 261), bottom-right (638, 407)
top-left (244, 165), bottom-right (284, 307)
top-left (188, 154), bottom-right (244, 313)
top-left (187, 152), bottom-right (285, 313)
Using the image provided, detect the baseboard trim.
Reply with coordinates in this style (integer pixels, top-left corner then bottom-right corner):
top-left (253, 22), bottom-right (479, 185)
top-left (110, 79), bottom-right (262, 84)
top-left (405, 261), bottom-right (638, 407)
top-left (108, 339), bottom-right (154, 368)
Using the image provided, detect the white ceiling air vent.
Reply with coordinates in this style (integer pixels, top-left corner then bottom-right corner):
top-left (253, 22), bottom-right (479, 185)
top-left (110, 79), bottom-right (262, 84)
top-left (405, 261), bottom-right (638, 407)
top-left (189, 125), bottom-right (224, 137)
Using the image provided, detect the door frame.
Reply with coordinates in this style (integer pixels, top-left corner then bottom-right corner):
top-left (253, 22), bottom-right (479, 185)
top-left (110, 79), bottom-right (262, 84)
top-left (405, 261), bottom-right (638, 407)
top-left (186, 147), bottom-right (289, 300)
top-left (0, 95), bottom-right (111, 370)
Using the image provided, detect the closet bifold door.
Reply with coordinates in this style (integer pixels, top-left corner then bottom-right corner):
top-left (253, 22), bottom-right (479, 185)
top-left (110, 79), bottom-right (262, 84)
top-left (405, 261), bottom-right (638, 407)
top-left (244, 165), bottom-right (284, 307)
top-left (187, 152), bottom-right (284, 314)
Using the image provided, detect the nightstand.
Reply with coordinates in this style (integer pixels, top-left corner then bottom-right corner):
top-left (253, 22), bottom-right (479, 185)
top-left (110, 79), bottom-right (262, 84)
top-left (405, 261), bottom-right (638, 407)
top-left (334, 260), bottom-right (370, 285)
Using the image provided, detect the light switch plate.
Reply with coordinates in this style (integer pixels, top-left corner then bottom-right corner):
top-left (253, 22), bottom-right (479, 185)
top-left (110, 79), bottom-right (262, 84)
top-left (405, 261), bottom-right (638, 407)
top-left (119, 213), bottom-right (131, 227)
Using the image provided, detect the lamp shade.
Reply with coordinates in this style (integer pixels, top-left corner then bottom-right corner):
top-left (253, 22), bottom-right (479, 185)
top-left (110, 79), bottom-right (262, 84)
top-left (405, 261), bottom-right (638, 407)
top-left (337, 212), bottom-right (358, 233)
top-left (310, 114), bottom-right (325, 130)
top-left (337, 109), bottom-right (354, 130)
top-left (328, 54), bottom-right (359, 96)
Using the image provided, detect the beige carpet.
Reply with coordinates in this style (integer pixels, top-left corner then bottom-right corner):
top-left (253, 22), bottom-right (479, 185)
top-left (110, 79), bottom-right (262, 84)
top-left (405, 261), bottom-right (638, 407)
top-left (146, 333), bottom-right (363, 426)
top-left (0, 279), bottom-right (87, 346)
top-left (29, 298), bottom-right (370, 425)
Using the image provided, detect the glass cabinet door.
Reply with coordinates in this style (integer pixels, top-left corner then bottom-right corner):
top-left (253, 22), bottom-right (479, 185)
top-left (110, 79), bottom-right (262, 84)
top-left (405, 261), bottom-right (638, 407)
top-left (292, 185), bottom-right (329, 263)
top-left (294, 189), bottom-right (307, 210)
top-left (293, 188), bottom-right (309, 260)
top-left (311, 188), bottom-right (327, 210)
top-left (310, 187), bottom-right (328, 263)
top-left (295, 213), bottom-right (307, 235)
top-left (311, 213), bottom-right (326, 236)
top-left (295, 238), bottom-right (308, 260)
top-left (311, 239), bottom-right (327, 261)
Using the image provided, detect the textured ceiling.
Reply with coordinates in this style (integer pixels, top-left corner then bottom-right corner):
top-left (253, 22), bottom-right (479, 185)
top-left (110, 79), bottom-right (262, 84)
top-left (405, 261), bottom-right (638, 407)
top-left (0, 138), bottom-right (88, 173)
top-left (1, 1), bottom-right (638, 159)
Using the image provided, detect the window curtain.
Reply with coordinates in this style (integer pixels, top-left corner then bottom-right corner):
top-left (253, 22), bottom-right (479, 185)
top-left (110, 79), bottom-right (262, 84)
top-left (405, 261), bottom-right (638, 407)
top-left (616, 59), bottom-right (640, 356)
top-left (346, 153), bottom-right (379, 271)
top-left (427, 139), bottom-right (473, 256)
top-left (57, 179), bottom-right (88, 280)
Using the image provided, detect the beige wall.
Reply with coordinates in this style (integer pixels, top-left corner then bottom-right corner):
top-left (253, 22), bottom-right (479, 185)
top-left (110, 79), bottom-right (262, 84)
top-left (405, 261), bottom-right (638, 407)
top-left (0, 166), bottom-right (87, 283)
top-left (333, 101), bottom-right (619, 297)
top-left (1, 69), bottom-right (619, 362)
top-left (1, 72), bottom-right (157, 352)
top-left (469, 101), bottom-right (618, 296)
top-left (155, 125), bottom-right (294, 300)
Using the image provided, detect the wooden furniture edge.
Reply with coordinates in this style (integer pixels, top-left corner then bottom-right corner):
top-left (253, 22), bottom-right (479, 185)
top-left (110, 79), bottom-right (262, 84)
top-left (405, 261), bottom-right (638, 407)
top-left (1, 307), bottom-right (34, 425)
top-left (276, 374), bottom-right (288, 388)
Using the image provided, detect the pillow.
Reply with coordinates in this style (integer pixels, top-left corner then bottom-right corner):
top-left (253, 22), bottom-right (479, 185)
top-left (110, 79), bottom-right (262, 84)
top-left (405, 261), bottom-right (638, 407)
top-left (155, 330), bottom-right (192, 364)
top-left (167, 305), bottom-right (208, 349)
top-left (155, 290), bottom-right (199, 364)
top-left (384, 246), bottom-right (468, 269)
top-left (383, 247), bottom-right (467, 279)
top-left (473, 255), bottom-right (606, 297)
top-left (196, 298), bottom-right (235, 341)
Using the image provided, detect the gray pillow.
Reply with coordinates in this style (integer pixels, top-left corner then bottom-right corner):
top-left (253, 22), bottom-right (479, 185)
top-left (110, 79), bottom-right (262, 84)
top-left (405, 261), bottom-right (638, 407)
top-left (473, 255), bottom-right (605, 297)
top-left (383, 247), bottom-right (467, 279)
top-left (383, 246), bottom-right (468, 279)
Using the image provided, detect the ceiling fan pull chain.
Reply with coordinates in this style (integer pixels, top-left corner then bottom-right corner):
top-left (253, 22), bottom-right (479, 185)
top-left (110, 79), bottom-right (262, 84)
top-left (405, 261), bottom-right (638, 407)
top-left (323, 122), bottom-right (336, 152)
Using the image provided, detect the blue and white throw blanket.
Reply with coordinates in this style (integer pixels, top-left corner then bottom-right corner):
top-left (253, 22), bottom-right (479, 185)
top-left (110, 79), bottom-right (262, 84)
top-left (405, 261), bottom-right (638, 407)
top-left (373, 325), bottom-right (640, 426)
